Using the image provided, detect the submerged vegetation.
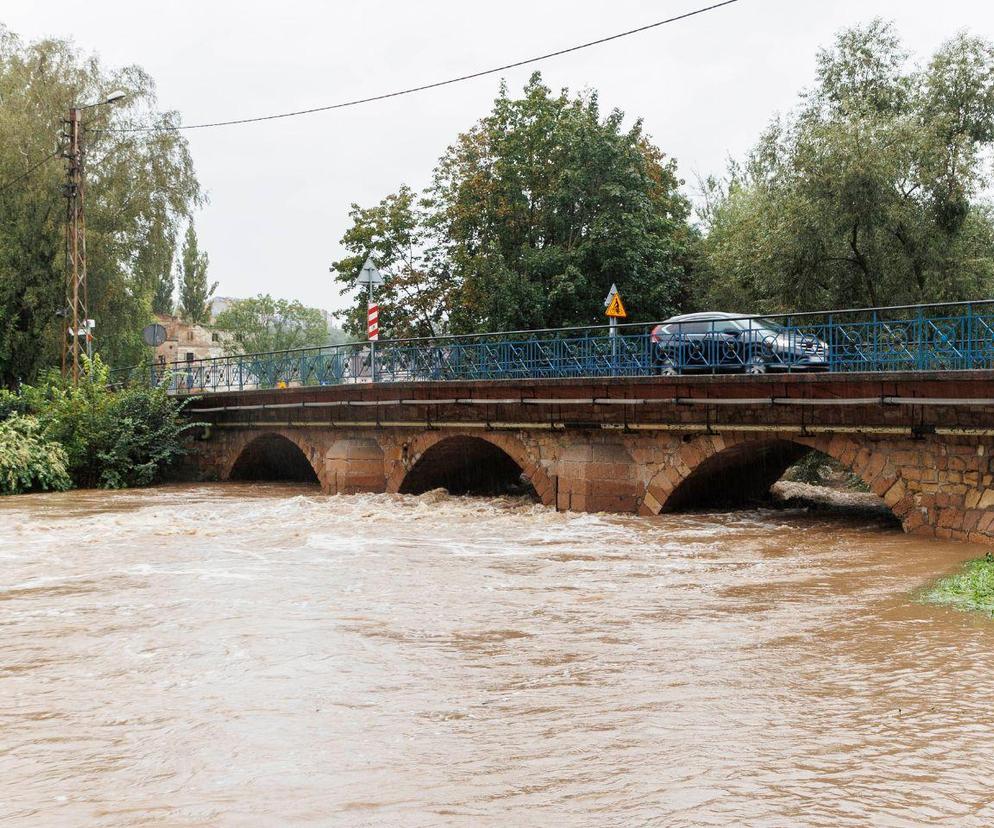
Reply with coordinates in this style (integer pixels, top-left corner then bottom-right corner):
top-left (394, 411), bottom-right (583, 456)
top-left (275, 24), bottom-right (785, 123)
top-left (921, 553), bottom-right (994, 616)
top-left (0, 357), bottom-right (193, 495)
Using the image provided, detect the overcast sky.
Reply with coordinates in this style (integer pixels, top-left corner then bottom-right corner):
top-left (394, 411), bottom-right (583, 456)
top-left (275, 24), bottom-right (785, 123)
top-left (4, 1), bottom-right (993, 316)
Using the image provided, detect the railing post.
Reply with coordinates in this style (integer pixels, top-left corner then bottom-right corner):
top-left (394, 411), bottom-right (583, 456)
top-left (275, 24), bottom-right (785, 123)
top-left (827, 314), bottom-right (834, 371)
top-left (872, 310), bottom-right (879, 371)
top-left (786, 315), bottom-right (793, 373)
top-left (916, 305), bottom-right (925, 371)
top-left (966, 302), bottom-right (974, 370)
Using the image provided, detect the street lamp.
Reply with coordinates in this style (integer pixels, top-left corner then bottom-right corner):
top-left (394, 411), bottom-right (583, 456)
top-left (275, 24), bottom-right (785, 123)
top-left (62, 89), bottom-right (127, 382)
top-left (77, 90), bottom-right (127, 110)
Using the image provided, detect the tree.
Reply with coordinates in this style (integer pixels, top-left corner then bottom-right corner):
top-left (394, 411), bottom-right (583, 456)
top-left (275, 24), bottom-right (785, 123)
top-left (332, 74), bottom-right (695, 337)
top-left (150, 250), bottom-right (175, 316)
top-left (332, 187), bottom-right (450, 339)
top-left (697, 21), bottom-right (994, 313)
top-left (214, 294), bottom-right (329, 355)
top-left (135, 222), bottom-right (175, 316)
top-left (178, 222), bottom-right (216, 323)
top-left (0, 25), bottom-right (202, 387)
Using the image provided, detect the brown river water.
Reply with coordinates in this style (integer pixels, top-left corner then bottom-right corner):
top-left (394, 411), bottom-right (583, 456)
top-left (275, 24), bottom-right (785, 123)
top-left (2, 483), bottom-right (994, 827)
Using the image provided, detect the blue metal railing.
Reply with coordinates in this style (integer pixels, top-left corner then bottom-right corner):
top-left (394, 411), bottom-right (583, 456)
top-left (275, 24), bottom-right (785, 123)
top-left (117, 299), bottom-right (994, 393)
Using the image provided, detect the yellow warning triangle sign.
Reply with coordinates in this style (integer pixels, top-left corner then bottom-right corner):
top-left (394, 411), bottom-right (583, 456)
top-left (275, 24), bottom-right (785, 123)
top-left (605, 292), bottom-right (627, 318)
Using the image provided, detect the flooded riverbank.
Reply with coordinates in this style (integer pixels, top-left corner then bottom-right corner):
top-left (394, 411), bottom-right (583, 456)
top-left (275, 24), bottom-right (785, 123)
top-left (2, 484), bottom-right (993, 826)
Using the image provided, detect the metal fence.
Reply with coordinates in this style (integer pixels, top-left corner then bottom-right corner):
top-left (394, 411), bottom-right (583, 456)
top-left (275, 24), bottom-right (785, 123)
top-left (114, 299), bottom-right (994, 393)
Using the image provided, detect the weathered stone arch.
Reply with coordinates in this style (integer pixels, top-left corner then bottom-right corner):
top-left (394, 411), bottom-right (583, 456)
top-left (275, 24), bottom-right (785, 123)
top-left (386, 430), bottom-right (554, 505)
top-left (224, 429), bottom-right (327, 488)
top-left (640, 432), bottom-right (912, 528)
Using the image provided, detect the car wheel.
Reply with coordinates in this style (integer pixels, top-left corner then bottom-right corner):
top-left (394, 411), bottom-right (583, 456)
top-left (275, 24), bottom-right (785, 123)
top-left (745, 355), bottom-right (767, 375)
top-left (658, 358), bottom-right (679, 377)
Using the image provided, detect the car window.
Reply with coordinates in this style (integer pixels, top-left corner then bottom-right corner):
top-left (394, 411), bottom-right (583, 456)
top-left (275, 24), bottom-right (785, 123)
top-left (667, 319), bottom-right (721, 334)
top-left (753, 317), bottom-right (787, 333)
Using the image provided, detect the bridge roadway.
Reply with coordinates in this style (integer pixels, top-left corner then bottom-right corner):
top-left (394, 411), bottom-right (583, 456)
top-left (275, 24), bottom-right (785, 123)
top-left (178, 368), bottom-right (994, 545)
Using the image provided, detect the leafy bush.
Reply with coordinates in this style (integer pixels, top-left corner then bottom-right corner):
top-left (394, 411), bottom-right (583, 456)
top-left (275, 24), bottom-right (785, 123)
top-left (90, 381), bottom-right (196, 488)
top-left (5, 355), bottom-right (195, 492)
top-left (0, 415), bottom-right (71, 494)
top-left (0, 388), bottom-right (27, 420)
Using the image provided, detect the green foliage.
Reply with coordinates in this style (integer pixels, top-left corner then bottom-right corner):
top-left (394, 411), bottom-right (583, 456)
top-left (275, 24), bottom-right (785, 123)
top-left (0, 388), bottom-right (27, 420)
top-left (921, 554), bottom-right (994, 616)
top-left (8, 355), bottom-right (193, 491)
top-left (0, 25), bottom-right (202, 387)
top-left (141, 223), bottom-right (176, 316)
top-left (334, 186), bottom-right (444, 338)
top-left (214, 294), bottom-right (329, 354)
top-left (0, 415), bottom-right (71, 495)
top-left (178, 222), bottom-right (216, 324)
top-left (332, 73), bottom-right (695, 337)
top-left (697, 21), bottom-right (994, 313)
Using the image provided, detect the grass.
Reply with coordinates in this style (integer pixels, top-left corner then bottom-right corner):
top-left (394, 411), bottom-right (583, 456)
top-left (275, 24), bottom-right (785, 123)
top-left (921, 553), bottom-right (994, 616)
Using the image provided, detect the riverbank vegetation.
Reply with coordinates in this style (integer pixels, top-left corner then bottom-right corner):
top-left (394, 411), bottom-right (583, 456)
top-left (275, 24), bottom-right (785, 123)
top-left (921, 554), bottom-right (994, 616)
top-left (783, 451), bottom-right (869, 492)
top-left (0, 358), bottom-right (192, 495)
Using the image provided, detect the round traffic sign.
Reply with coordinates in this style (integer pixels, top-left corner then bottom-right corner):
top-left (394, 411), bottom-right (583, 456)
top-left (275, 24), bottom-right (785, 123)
top-left (141, 323), bottom-right (167, 347)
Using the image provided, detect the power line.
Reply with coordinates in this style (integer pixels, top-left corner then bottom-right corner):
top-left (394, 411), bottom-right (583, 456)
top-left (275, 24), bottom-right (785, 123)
top-left (114, 0), bottom-right (741, 133)
top-left (0, 148), bottom-right (62, 194)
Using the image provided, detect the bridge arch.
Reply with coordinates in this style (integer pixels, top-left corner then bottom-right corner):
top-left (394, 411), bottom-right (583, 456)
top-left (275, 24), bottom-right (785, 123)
top-left (225, 430), bottom-right (323, 487)
top-left (387, 431), bottom-right (554, 504)
top-left (641, 433), bottom-right (913, 528)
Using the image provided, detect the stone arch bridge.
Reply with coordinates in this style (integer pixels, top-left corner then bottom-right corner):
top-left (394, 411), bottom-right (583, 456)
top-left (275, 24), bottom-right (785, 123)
top-left (181, 371), bottom-right (994, 545)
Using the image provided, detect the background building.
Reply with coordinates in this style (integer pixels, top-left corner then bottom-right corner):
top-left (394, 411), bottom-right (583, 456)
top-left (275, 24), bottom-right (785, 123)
top-left (153, 314), bottom-right (228, 365)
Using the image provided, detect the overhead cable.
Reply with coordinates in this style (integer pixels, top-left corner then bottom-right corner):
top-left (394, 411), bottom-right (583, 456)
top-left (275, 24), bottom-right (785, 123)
top-left (112, 0), bottom-right (741, 133)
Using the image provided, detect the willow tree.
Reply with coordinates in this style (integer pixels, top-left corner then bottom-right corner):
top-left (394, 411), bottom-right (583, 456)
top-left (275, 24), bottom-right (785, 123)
top-left (0, 26), bottom-right (202, 386)
top-left (697, 21), bottom-right (994, 313)
top-left (333, 73), bottom-right (696, 337)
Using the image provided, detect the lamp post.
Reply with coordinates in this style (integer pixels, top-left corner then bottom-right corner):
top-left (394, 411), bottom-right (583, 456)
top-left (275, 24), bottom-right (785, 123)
top-left (62, 90), bottom-right (126, 383)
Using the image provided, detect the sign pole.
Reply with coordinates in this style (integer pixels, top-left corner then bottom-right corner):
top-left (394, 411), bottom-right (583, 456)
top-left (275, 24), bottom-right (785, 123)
top-left (604, 283), bottom-right (627, 375)
top-left (358, 255), bottom-right (384, 383)
top-left (368, 278), bottom-right (376, 383)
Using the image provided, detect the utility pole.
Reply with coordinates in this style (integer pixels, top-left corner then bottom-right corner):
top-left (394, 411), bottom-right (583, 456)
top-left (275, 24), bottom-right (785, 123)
top-left (60, 91), bottom-right (126, 384)
top-left (62, 106), bottom-right (87, 383)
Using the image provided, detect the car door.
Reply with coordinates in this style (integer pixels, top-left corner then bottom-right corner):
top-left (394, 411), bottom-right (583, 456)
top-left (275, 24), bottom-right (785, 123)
top-left (694, 318), bottom-right (740, 368)
top-left (672, 320), bottom-right (711, 367)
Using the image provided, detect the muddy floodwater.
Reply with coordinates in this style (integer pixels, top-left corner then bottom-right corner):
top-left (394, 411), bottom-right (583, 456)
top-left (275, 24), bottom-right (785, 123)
top-left (3, 484), bottom-right (994, 826)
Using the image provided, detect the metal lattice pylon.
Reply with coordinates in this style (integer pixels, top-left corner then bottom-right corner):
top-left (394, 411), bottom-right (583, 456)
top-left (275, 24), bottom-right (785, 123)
top-left (62, 107), bottom-right (88, 383)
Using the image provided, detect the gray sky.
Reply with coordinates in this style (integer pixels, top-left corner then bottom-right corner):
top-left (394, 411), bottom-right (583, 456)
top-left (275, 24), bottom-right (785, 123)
top-left (4, 0), bottom-right (993, 316)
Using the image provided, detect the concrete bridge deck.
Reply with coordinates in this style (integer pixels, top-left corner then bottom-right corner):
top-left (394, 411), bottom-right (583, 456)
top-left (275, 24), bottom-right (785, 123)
top-left (178, 370), bottom-right (994, 545)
